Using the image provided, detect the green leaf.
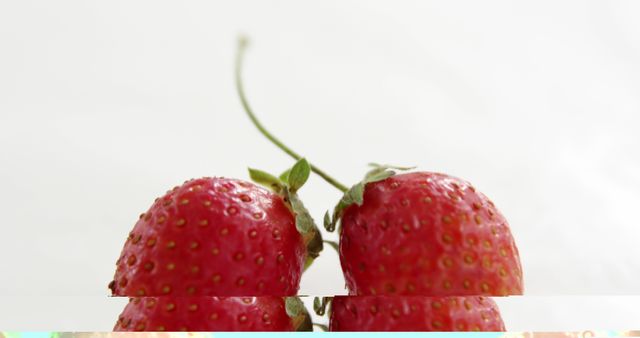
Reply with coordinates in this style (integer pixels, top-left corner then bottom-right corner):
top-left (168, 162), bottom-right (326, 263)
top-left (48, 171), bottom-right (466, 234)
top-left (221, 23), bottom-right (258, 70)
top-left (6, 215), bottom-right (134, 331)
top-left (346, 182), bottom-right (365, 205)
top-left (279, 168), bottom-right (291, 182)
top-left (313, 297), bottom-right (321, 312)
top-left (286, 190), bottom-right (323, 260)
top-left (323, 240), bottom-right (339, 253)
top-left (325, 212), bottom-right (337, 232)
top-left (285, 297), bottom-right (306, 317)
top-left (296, 214), bottom-right (313, 233)
top-left (324, 164), bottom-right (414, 233)
top-left (368, 163), bottom-right (416, 171)
top-left (296, 312), bottom-right (313, 332)
top-left (286, 296), bottom-right (313, 332)
top-left (364, 169), bottom-right (395, 183)
top-left (287, 158), bottom-right (311, 192)
top-left (313, 297), bottom-right (332, 316)
top-left (248, 168), bottom-right (284, 191)
top-left (364, 163), bottom-right (414, 182)
top-left (323, 211), bottom-right (331, 229)
top-left (288, 193), bottom-right (314, 233)
top-left (305, 230), bottom-right (323, 260)
top-left (324, 182), bottom-right (365, 232)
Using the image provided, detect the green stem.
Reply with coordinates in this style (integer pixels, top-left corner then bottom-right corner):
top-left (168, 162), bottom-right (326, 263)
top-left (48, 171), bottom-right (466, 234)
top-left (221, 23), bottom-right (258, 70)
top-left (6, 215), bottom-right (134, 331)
top-left (235, 36), bottom-right (349, 193)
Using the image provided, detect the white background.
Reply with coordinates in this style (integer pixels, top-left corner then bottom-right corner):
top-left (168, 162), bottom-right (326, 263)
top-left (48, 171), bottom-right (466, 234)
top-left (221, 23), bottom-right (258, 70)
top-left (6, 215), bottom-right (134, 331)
top-left (1, 0), bottom-right (640, 330)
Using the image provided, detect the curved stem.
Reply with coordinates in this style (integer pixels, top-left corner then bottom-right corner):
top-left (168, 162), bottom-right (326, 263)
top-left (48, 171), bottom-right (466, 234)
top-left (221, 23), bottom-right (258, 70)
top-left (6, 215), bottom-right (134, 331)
top-left (235, 36), bottom-right (348, 193)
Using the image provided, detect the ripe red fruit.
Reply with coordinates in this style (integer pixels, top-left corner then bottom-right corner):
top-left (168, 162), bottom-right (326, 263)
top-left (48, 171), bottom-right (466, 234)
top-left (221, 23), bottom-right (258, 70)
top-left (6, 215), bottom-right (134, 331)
top-left (109, 177), bottom-right (308, 296)
top-left (329, 296), bottom-right (505, 331)
top-left (336, 171), bottom-right (523, 296)
top-left (114, 297), bottom-right (311, 331)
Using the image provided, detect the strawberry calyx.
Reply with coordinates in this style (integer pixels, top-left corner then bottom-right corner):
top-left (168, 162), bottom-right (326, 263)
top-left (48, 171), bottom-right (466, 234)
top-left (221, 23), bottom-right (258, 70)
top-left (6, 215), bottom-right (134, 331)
top-left (235, 37), bottom-right (411, 234)
top-left (310, 296), bottom-right (332, 331)
top-left (323, 164), bottom-right (414, 233)
top-left (313, 296), bottom-right (333, 316)
top-left (285, 296), bottom-right (313, 331)
top-left (249, 158), bottom-right (323, 268)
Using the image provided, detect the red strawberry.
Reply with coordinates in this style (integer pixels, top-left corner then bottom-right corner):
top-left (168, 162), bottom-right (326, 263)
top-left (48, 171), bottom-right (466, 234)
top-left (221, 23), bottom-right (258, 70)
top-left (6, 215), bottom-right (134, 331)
top-left (235, 38), bottom-right (523, 296)
top-left (327, 169), bottom-right (523, 296)
top-left (328, 296), bottom-right (505, 331)
top-left (109, 161), bottom-right (322, 296)
top-left (114, 296), bottom-right (311, 331)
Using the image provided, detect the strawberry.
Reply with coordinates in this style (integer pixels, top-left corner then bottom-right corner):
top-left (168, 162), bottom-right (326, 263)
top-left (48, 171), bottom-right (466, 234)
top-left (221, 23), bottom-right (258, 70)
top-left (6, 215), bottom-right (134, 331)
top-left (325, 168), bottom-right (523, 296)
top-left (109, 159), bottom-right (323, 296)
top-left (234, 38), bottom-right (523, 296)
top-left (325, 296), bottom-right (505, 331)
top-left (114, 296), bottom-right (311, 331)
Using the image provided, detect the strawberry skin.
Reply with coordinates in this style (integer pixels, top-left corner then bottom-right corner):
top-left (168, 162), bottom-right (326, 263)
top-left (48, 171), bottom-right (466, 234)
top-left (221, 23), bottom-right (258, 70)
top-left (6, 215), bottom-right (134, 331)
top-left (114, 297), bottom-right (299, 331)
top-left (329, 296), bottom-right (505, 331)
top-left (109, 177), bottom-right (306, 296)
top-left (339, 172), bottom-right (523, 296)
